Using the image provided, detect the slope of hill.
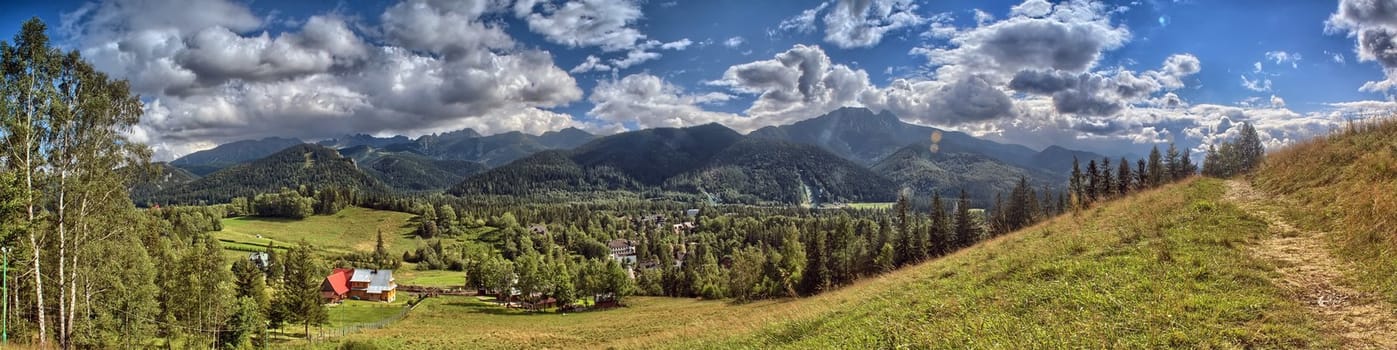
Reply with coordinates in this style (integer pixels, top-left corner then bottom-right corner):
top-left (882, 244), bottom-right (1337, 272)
top-left (416, 128), bottom-right (596, 167)
top-left (324, 179), bottom-right (1330, 349)
top-left (141, 144), bottom-right (387, 205)
top-left (450, 150), bottom-right (643, 196)
top-left (872, 143), bottom-right (1062, 205)
top-left (1032, 145), bottom-right (1109, 174)
top-left (665, 139), bottom-right (896, 205)
top-left (170, 137), bottom-right (304, 175)
top-left (452, 124), bottom-right (894, 203)
top-left (127, 162), bottom-right (200, 205)
top-left (340, 146), bottom-right (487, 191)
top-left (570, 123), bottom-right (744, 185)
top-left (1252, 119), bottom-right (1397, 306)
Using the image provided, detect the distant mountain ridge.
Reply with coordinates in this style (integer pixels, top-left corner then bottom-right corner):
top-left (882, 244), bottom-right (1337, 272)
top-left (750, 107), bottom-right (1105, 175)
top-left (451, 124), bottom-right (897, 204)
top-left (154, 107), bottom-right (1115, 205)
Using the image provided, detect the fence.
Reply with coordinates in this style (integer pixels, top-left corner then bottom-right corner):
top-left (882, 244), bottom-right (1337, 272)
top-left (315, 294), bottom-right (425, 339)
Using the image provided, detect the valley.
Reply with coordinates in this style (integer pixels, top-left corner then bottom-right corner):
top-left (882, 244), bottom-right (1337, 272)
top-left (2, 2), bottom-right (1393, 348)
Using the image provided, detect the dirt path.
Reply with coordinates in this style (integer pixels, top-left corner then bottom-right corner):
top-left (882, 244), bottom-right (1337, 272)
top-left (1224, 180), bottom-right (1397, 349)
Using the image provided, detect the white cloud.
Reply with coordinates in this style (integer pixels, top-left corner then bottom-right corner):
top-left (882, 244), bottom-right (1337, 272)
top-left (610, 49), bottom-right (661, 69)
top-left (973, 9), bottom-right (995, 26)
top-left (1270, 95), bottom-right (1286, 108)
top-left (1327, 50), bottom-right (1347, 64)
top-left (660, 38), bottom-right (693, 50)
top-left (513, 0), bottom-right (647, 52)
top-left (1264, 50), bottom-right (1302, 68)
top-left (1241, 75), bottom-right (1273, 92)
top-left (778, 2), bottom-right (830, 34)
top-left (1326, 0), bottom-right (1397, 91)
top-left (588, 74), bottom-right (739, 129)
top-left (571, 55), bottom-right (612, 73)
top-left (822, 0), bottom-right (928, 48)
top-left (713, 44), bottom-right (873, 130)
top-left (67, 0), bottom-right (585, 160)
top-left (1010, 0), bottom-right (1054, 18)
top-left (724, 36), bottom-right (746, 48)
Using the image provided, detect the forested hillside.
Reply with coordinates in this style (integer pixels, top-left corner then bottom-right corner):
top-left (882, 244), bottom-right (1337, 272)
top-left (414, 127), bottom-right (595, 167)
top-left (340, 146), bottom-right (487, 191)
top-left (170, 137), bottom-right (305, 175)
top-left (452, 124), bottom-right (896, 203)
top-left (665, 139), bottom-right (896, 205)
top-left (872, 143), bottom-right (1061, 206)
top-left (139, 144), bottom-right (388, 205)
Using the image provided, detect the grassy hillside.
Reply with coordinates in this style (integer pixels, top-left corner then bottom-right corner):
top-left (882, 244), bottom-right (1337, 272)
top-left (1251, 118), bottom-right (1397, 305)
top-left (214, 206), bottom-right (420, 257)
top-left (321, 178), bottom-right (1330, 349)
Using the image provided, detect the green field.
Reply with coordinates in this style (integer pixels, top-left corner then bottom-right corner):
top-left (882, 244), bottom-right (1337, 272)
top-left (312, 178), bottom-right (1331, 349)
top-left (843, 202), bottom-right (894, 209)
top-left (328, 299), bottom-right (412, 326)
top-left (395, 268), bottom-right (465, 288)
top-left (214, 206), bottom-right (422, 256)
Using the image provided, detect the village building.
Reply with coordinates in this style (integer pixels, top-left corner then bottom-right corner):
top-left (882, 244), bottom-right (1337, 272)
top-left (247, 252), bottom-right (269, 269)
top-left (528, 225), bottom-right (548, 236)
top-left (321, 268), bottom-right (398, 303)
top-left (608, 238), bottom-right (637, 266)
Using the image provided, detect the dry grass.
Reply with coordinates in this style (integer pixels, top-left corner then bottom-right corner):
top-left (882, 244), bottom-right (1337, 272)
top-left (1252, 117), bottom-right (1397, 305)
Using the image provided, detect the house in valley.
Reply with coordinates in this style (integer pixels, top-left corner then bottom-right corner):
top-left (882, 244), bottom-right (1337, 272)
top-left (608, 238), bottom-right (637, 266)
top-left (322, 268), bottom-right (398, 303)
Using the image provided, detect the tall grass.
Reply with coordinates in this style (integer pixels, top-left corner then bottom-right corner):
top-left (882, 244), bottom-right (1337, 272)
top-left (1252, 116), bottom-right (1397, 304)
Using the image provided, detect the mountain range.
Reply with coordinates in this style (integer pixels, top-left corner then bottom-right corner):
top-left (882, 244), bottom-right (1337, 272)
top-left (138, 107), bottom-right (1108, 206)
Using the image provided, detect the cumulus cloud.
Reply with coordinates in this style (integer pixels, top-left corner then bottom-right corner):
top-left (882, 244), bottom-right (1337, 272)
top-left (778, 0), bottom-right (929, 48)
top-left (1327, 0), bottom-right (1397, 91)
top-left (1010, 0), bottom-right (1054, 18)
top-left (66, 0), bottom-right (584, 160)
top-left (925, 0), bottom-right (1130, 77)
top-left (822, 0), bottom-right (928, 48)
top-left (713, 44), bottom-right (873, 130)
top-left (869, 75), bottom-right (1015, 124)
top-left (588, 74), bottom-right (739, 129)
top-left (513, 0), bottom-right (646, 52)
top-left (1270, 95), bottom-right (1286, 108)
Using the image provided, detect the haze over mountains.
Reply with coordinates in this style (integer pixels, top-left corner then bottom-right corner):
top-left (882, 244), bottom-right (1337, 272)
top-left (143, 108), bottom-right (1106, 206)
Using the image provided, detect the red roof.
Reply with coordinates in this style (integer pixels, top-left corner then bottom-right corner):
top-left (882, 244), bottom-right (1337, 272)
top-left (324, 268), bottom-right (353, 296)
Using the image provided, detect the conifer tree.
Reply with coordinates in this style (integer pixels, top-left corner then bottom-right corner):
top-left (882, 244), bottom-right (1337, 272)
top-left (1117, 157), bottom-right (1131, 196)
top-left (954, 189), bottom-right (975, 249)
top-left (1148, 146), bottom-right (1164, 187)
top-left (929, 192), bottom-right (948, 256)
top-left (1086, 160), bottom-right (1100, 202)
top-left (276, 241), bottom-right (328, 340)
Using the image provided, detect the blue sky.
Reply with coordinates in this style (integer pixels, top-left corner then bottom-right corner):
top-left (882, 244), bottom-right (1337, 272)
top-left (2, 0), bottom-right (1393, 160)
